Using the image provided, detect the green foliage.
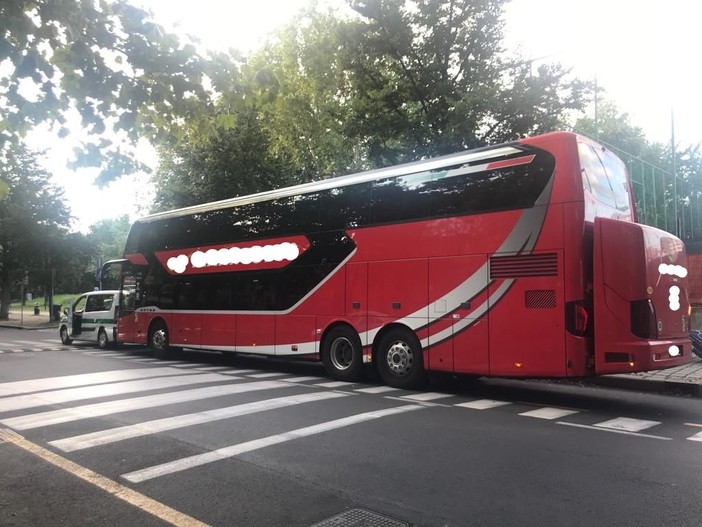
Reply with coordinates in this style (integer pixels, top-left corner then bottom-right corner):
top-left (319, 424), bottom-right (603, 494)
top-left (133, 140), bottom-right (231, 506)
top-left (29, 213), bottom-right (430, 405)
top-left (0, 143), bottom-right (71, 319)
top-left (153, 0), bottom-right (594, 209)
top-left (0, 0), bottom-right (237, 184)
top-left (87, 215), bottom-right (131, 261)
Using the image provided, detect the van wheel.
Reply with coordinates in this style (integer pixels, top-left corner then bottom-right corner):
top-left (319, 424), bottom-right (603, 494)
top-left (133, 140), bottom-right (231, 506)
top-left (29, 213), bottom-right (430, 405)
top-left (376, 328), bottom-right (425, 389)
top-left (97, 328), bottom-right (109, 349)
top-left (321, 326), bottom-right (364, 382)
top-left (60, 326), bottom-right (72, 345)
top-left (149, 321), bottom-right (170, 359)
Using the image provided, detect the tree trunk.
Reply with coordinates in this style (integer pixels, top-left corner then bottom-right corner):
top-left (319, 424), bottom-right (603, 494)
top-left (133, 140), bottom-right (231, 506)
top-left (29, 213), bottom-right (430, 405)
top-left (0, 279), bottom-right (11, 320)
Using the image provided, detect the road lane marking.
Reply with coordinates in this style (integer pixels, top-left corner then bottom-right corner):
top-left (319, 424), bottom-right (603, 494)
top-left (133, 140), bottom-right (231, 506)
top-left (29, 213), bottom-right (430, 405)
top-left (316, 381), bottom-right (353, 388)
top-left (455, 399), bottom-right (511, 410)
top-left (557, 422), bottom-right (671, 440)
top-left (686, 431), bottom-right (702, 442)
top-left (50, 391), bottom-right (348, 452)
top-left (0, 368), bottom-right (195, 398)
top-left (0, 373), bottom-right (234, 413)
top-left (593, 417), bottom-right (660, 432)
top-left (684, 422), bottom-right (702, 428)
top-left (14, 340), bottom-right (44, 346)
top-left (400, 392), bottom-right (453, 402)
top-left (519, 407), bottom-right (579, 420)
top-left (282, 376), bottom-right (326, 383)
top-left (122, 404), bottom-right (424, 483)
top-left (247, 373), bottom-right (287, 378)
top-left (355, 386), bottom-right (399, 394)
top-left (192, 366), bottom-right (232, 371)
top-left (1, 380), bottom-right (292, 430)
top-left (0, 428), bottom-right (208, 527)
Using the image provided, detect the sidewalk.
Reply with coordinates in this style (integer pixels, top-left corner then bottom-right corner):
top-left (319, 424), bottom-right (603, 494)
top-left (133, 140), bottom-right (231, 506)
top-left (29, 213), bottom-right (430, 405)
top-left (588, 356), bottom-right (702, 397)
top-left (0, 307), bottom-right (58, 330)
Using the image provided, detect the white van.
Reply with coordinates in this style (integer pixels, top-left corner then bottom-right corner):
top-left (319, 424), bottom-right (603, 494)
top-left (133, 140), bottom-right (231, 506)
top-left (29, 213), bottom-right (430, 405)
top-left (59, 290), bottom-right (120, 349)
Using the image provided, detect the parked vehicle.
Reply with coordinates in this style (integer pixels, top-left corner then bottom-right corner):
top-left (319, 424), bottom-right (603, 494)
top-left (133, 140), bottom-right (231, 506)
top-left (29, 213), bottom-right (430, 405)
top-left (59, 290), bottom-right (120, 349)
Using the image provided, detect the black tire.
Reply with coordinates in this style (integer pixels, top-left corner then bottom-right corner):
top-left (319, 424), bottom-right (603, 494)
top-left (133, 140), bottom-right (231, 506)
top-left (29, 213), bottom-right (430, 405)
top-left (321, 326), bottom-right (364, 382)
top-left (97, 328), bottom-right (109, 349)
top-left (60, 325), bottom-right (72, 345)
top-left (149, 320), bottom-right (170, 359)
top-left (376, 328), bottom-right (425, 389)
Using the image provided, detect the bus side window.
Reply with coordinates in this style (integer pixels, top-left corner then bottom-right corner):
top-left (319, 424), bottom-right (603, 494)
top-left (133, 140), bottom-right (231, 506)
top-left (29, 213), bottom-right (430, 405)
top-left (578, 142), bottom-right (617, 210)
top-left (596, 148), bottom-right (632, 217)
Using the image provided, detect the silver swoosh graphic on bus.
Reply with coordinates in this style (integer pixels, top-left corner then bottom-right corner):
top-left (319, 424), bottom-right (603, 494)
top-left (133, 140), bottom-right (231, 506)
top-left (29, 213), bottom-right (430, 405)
top-left (362, 175), bottom-right (554, 346)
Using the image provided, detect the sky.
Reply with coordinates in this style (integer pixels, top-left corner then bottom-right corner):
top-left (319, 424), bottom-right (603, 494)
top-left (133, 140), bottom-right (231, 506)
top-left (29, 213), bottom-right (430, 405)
top-left (33, 0), bottom-right (702, 232)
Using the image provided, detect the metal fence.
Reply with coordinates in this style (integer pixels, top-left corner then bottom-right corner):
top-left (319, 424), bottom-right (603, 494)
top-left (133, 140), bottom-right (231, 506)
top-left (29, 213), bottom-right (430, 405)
top-left (595, 141), bottom-right (700, 241)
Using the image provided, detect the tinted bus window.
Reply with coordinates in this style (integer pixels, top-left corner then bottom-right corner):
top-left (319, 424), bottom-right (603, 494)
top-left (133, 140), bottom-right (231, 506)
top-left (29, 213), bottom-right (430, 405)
top-left (318, 183), bottom-right (371, 230)
top-left (370, 172), bottom-right (432, 224)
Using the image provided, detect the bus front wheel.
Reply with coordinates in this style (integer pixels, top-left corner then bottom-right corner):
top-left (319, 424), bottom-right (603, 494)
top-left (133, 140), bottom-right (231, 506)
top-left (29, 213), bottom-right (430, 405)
top-left (321, 326), bottom-right (364, 382)
top-left (149, 321), bottom-right (170, 359)
top-left (376, 328), bottom-right (425, 389)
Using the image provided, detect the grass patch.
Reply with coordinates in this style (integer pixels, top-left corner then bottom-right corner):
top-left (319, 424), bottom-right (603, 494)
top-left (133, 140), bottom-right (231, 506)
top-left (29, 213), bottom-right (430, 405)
top-left (10, 293), bottom-right (81, 311)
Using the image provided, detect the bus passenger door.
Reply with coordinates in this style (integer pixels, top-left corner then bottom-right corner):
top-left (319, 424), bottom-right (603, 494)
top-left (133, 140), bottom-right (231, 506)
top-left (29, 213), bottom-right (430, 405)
top-left (172, 281), bottom-right (202, 349)
top-left (117, 266), bottom-right (141, 344)
top-left (428, 256), bottom-right (489, 375)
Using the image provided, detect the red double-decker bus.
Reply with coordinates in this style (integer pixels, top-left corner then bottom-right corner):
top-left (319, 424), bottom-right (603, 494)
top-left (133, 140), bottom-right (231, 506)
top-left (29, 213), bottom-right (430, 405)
top-left (108, 131), bottom-right (691, 388)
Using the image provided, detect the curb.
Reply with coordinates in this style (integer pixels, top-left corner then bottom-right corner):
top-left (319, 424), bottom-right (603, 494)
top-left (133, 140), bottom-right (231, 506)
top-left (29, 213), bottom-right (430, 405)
top-left (585, 375), bottom-right (702, 398)
top-left (0, 324), bottom-right (60, 331)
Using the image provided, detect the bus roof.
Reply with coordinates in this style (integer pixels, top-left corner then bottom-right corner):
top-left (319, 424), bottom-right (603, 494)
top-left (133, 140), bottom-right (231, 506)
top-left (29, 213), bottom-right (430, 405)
top-left (138, 131), bottom-right (578, 224)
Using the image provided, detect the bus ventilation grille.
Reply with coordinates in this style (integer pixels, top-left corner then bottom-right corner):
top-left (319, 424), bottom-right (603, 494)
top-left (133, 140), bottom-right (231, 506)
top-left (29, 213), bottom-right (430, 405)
top-left (524, 289), bottom-right (557, 309)
top-left (490, 253), bottom-right (558, 278)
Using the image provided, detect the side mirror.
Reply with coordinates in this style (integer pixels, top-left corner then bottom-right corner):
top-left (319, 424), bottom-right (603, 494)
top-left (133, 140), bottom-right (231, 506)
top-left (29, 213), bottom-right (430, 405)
top-left (63, 308), bottom-right (69, 315)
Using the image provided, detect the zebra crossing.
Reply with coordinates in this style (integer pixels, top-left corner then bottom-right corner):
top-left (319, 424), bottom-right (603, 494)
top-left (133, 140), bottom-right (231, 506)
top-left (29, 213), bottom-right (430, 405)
top-left (1, 359), bottom-right (702, 489)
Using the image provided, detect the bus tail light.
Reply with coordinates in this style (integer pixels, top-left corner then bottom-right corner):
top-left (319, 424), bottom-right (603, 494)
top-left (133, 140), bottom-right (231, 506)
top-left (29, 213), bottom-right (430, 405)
top-left (630, 299), bottom-right (657, 339)
top-left (566, 301), bottom-right (589, 336)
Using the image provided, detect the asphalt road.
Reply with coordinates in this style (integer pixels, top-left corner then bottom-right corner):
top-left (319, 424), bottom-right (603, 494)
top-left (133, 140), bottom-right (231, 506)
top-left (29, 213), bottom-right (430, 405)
top-left (1, 327), bottom-right (702, 527)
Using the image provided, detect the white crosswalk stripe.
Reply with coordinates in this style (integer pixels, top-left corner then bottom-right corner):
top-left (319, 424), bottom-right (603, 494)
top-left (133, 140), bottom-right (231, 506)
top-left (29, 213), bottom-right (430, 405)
top-left (248, 372), bottom-right (287, 378)
top-left (316, 381), bottom-right (354, 388)
top-left (519, 407), bottom-right (579, 420)
top-left (0, 373), bottom-right (234, 413)
top-left (50, 391), bottom-right (348, 452)
top-left (355, 386), bottom-right (399, 394)
top-left (400, 392), bottom-right (452, 402)
top-left (282, 376), bottom-right (326, 383)
top-left (122, 404), bottom-right (424, 483)
top-left (0, 368), bottom-right (195, 398)
top-left (455, 399), bottom-right (511, 410)
top-left (593, 417), bottom-right (660, 432)
top-left (1, 380), bottom-right (291, 430)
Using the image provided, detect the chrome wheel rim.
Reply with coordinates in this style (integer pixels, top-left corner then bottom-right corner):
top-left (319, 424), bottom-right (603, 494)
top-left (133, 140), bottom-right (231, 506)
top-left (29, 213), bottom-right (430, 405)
top-left (99, 331), bottom-right (107, 347)
top-left (386, 340), bottom-right (413, 376)
top-left (61, 327), bottom-right (68, 343)
top-left (330, 337), bottom-right (354, 371)
top-left (152, 329), bottom-right (167, 350)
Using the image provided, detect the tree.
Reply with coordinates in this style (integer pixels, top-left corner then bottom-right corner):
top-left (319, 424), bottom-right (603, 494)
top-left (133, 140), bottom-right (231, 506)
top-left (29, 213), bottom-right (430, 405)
top-left (0, 144), bottom-right (71, 319)
top-left (88, 215), bottom-right (131, 261)
top-left (339, 0), bottom-right (592, 165)
top-left (153, 0), bottom-right (594, 210)
top-left (1, 0), bottom-right (239, 184)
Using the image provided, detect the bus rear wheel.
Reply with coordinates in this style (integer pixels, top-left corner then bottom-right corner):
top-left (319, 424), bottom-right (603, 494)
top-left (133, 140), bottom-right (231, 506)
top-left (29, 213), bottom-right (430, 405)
top-left (376, 328), bottom-right (425, 389)
top-left (322, 326), bottom-right (364, 382)
top-left (149, 321), bottom-right (170, 359)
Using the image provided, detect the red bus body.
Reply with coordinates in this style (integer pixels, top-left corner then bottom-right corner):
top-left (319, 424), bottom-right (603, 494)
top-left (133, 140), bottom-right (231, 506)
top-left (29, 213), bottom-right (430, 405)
top-left (113, 132), bottom-right (691, 386)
